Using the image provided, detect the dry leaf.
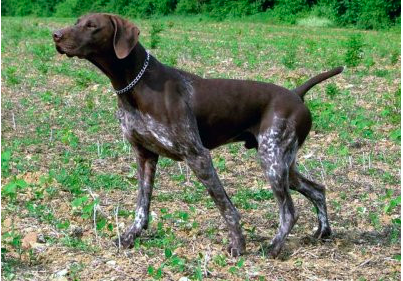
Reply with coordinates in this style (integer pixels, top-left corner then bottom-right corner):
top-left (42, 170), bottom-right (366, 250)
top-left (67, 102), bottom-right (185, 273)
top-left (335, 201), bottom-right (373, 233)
top-left (22, 232), bottom-right (37, 249)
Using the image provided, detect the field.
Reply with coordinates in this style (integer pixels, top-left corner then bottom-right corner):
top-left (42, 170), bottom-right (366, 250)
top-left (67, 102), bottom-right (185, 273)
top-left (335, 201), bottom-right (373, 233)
top-left (1, 16), bottom-right (401, 280)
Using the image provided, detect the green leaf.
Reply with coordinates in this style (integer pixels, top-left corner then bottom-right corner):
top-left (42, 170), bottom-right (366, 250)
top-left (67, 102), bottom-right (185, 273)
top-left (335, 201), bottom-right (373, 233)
top-left (71, 196), bottom-right (88, 207)
top-left (147, 265), bottom-right (154, 275)
top-left (14, 179), bottom-right (28, 188)
top-left (1, 150), bottom-right (12, 177)
top-left (56, 220), bottom-right (70, 229)
top-left (2, 182), bottom-right (17, 196)
top-left (96, 218), bottom-right (107, 230)
top-left (236, 257), bottom-right (244, 267)
top-left (164, 248), bottom-right (173, 259)
top-left (385, 196), bottom-right (401, 213)
top-left (390, 129), bottom-right (401, 142)
top-left (155, 267), bottom-right (163, 278)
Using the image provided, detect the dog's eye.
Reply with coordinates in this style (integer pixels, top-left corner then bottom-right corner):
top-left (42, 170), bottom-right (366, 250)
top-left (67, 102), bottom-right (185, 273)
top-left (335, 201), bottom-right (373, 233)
top-left (86, 22), bottom-right (96, 28)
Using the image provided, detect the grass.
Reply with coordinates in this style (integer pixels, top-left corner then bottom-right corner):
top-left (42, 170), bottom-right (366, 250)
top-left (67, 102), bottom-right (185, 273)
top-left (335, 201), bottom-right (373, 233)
top-left (1, 16), bottom-right (401, 280)
top-left (297, 16), bottom-right (333, 28)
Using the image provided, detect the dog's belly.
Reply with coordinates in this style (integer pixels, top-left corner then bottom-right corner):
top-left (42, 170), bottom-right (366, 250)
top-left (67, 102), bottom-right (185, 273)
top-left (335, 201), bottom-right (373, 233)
top-left (117, 108), bottom-right (183, 160)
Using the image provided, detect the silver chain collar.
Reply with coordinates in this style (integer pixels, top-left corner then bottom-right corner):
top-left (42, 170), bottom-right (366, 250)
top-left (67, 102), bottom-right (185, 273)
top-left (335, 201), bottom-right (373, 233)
top-left (114, 50), bottom-right (150, 95)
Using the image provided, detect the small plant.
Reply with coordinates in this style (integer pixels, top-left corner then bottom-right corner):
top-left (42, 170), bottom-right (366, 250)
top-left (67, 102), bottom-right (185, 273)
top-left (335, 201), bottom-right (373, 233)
top-left (1, 150), bottom-right (12, 178)
top-left (389, 129), bottom-right (401, 143)
top-left (213, 156), bottom-right (226, 172)
top-left (167, 54), bottom-right (177, 66)
top-left (390, 51), bottom-right (399, 65)
top-left (229, 257), bottom-right (244, 275)
top-left (325, 83), bottom-right (340, 98)
top-left (384, 196), bottom-right (401, 214)
top-left (213, 254), bottom-right (227, 267)
top-left (57, 129), bottom-right (79, 147)
top-left (3, 66), bottom-right (21, 85)
top-left (369, 212), bottom-right (380, 229)
top-left (2, 178), bottom-right (28, 201)
top-left (281, 48), bottom-right (297, 69)
top-left (148, 265), bottom-right (164, 279)
top-left (2, 230), bottom-right (23, 259)
top-left (345, 34), bottom-right (364, 67)
top-left (150, 23), bottom-right (164, 49)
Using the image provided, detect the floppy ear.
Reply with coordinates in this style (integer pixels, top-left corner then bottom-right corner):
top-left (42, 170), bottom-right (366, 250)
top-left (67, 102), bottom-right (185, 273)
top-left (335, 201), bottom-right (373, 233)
top-left (110, 15), bottom-right (140, 59)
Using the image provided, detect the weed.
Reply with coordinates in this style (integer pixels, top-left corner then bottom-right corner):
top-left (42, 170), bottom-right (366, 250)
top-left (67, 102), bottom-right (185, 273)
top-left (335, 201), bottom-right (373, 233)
top-left (384, 196), bottom-right (401, 214)
top-left (213, 254), bottom-right (227, 267)
top-left (148, 265), bottom-right (164, 279)
top-left (345, 34), bottom-right (364, 67)
top-left (369, 212), bottom-right (380, 229)
top-left (281, 48), bottom-right (297, 69)
top-left (1, 150), bottom-right (12, 178)
top-left (26, 202), bottom-right (56, 224)
top-left (2, 178), bottom-right (28, 201)
top-left (3, 66), bottom-right (21, 85)
top-left (2, 231), bottom-right (23, 260)
top-left (150, 23), bottom-right (164, 49)
top-left (60, 236), bottom-right (96, 252)
top-left (213, 156), bottom-right (226, 172)
top-left (325, 83), bottom-right (340, 98)
top-left (57, 129), bottom-right (79, 147)
top-left (373, 69), bottom-right (389, 78)
top-left (389, 129), bottom-right (401, 143)
top-left (390, 50), bottom-right (399, 65)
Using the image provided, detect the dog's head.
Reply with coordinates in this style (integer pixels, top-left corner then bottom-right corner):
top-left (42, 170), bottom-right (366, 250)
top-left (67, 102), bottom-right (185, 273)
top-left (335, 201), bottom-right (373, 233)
top-left (53, 13), bottom-right (140, 59)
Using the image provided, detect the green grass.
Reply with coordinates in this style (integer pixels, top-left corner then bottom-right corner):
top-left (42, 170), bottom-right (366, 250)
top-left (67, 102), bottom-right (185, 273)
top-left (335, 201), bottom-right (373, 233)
top-left (1, 16), bottom-right (400, 281)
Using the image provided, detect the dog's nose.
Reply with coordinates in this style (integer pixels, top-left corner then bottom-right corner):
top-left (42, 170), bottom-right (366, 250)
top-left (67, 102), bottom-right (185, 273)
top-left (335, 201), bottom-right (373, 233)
top-left (53, 30), bottom-right (63, 42)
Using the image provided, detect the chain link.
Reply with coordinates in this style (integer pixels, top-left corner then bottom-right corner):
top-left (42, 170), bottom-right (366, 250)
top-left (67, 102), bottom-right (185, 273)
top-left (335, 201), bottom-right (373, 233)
top-left (114, 50), bottom-right (150, 95)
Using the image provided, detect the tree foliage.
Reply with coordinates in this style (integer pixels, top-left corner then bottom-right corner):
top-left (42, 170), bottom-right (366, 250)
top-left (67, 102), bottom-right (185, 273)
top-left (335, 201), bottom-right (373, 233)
top-left (1, 0), bottom-right (400, 29)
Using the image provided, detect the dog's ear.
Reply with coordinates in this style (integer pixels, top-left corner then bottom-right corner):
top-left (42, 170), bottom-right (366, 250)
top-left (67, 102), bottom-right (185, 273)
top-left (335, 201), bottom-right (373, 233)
top-left (110, 15), bottom-right (140, 59)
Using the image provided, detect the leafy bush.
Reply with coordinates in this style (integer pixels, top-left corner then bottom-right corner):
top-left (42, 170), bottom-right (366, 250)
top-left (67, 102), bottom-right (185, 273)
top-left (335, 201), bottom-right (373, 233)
top-left (203, 0), bottom-right (264, 19)
top-left (344, 34), bottom-right (364, 67)
top-left (2, 0), bottom-right (55, 16)
top-left (176, 0), bottom-right (200, 15)
top-left (150, 23), bottom-right (164, 49)
top-left (1, 0), bottom-right (401, 30)
top-left (54, 0), bottom-right (78, 17)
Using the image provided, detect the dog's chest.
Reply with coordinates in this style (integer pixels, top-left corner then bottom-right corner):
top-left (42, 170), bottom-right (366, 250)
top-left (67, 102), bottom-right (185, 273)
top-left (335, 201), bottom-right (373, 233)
top-left (117, 108), bottom-right (182, 159)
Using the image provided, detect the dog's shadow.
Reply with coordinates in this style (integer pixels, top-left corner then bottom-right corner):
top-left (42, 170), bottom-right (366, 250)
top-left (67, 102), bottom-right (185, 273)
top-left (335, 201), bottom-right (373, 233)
top-left (249, 224), bottom-right (399, 260)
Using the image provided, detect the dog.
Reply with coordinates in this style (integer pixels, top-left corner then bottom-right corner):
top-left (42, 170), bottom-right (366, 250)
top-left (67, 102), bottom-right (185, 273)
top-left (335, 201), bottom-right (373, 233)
top-left (53, 13), bottom-right (343, 257)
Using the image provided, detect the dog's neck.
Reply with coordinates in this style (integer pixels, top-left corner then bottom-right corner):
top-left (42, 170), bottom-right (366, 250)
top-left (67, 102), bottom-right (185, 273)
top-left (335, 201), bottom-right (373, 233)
top-left (88, 43), bottom-right (150, 92)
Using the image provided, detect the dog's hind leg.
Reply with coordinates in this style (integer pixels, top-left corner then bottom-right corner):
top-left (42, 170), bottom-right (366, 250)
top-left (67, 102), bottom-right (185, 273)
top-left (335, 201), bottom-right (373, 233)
top-left (289, 165), bottom-right (331, 238)
top-left (258, 116), bottom-right (299, 258)
top-left (186, 148), bottom-right (246, 257)
top-left (119, 145), bottom-right (159, 248)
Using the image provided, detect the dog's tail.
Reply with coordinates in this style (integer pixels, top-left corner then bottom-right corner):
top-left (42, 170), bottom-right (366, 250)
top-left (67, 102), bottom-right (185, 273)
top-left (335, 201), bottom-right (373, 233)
top-left (293, 66), bottom-right (344, 100)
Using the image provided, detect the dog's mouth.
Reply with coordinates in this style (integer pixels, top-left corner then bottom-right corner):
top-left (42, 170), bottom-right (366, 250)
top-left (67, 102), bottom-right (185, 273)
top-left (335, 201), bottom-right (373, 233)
top-left (55, 44), bottom-right (84, 58)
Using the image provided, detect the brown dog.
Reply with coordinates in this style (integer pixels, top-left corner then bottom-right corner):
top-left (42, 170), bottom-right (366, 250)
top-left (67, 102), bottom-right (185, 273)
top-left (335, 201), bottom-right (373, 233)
top-left (53, 13), bottom-right (343, 257)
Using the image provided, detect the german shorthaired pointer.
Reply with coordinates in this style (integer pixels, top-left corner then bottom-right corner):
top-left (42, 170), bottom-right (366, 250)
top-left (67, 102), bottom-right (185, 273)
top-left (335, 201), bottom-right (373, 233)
top-left (53, 13), bottom-right (343, 258)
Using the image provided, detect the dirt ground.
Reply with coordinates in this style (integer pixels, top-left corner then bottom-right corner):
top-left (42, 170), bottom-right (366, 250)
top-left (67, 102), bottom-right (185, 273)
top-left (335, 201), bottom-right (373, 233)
top-left (1, 17), bottom-right (401, 280)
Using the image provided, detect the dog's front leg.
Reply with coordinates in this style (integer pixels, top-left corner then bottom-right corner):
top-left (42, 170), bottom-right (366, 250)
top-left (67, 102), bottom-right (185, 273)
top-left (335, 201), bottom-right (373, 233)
top-left (118, 144), bottom-right (158, 248)
top-left (186, 149), bottom-right (246, 257)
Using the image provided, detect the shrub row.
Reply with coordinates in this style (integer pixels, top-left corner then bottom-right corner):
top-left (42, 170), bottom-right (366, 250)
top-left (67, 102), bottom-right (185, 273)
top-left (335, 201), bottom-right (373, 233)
top-left (1, 0), bottom-right (400, 30)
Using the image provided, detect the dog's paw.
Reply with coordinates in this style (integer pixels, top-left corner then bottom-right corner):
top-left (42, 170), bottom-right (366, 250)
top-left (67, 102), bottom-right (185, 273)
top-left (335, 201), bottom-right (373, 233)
top-left (266, 242), bottom-right (283, 259)
top-left (227, 245), bottom-right (244, 257)
top-left (227, 236), bottom-right (246, 257)
top-left (114, 233), bottom-right (135, 249)
top-left (313, 227), bottom-right (332, 239)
